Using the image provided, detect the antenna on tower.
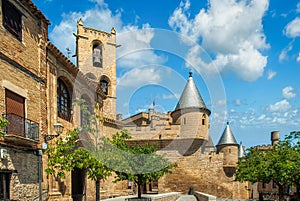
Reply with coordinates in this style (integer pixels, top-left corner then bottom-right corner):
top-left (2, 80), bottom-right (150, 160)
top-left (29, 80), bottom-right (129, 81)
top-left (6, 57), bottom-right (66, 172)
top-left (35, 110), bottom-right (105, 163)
top-left (66, 48), bottom-right (71, 58)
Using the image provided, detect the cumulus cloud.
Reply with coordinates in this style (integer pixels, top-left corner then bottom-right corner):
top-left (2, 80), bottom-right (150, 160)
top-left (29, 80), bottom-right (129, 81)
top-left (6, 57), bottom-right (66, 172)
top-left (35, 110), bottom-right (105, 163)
top-left (117, 25), bottom-right (167, 68)
top-left (49, 0), bottom-right (165, 69)
top-left (267, 70), bottom-right (276, 80)
top-left (268, 99), bottom-right (291, 113)
top-left (50, 1), bottom-right (123, 56)
top-left (169, 0), bottom-right (269, 81)
top-left (282, 86), bottom-right (296, 99)
top-left (117, 67), bottom-right (162, 88)
top-left (284, 17), bottom-right (300, 38)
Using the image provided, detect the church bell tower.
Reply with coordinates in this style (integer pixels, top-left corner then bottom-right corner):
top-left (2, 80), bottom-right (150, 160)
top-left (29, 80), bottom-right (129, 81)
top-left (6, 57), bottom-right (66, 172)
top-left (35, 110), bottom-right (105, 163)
top-left (75, 19), bottom-right (117, 120)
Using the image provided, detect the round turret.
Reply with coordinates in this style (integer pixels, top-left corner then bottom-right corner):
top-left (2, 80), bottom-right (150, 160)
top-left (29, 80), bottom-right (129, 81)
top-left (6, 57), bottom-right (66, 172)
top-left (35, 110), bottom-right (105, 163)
top-left (171, 72), bottom-right (210, 141)
top-left (271, 131), bottom-right (279, 145)
top-left (216, 122), bottom-right (239, 167)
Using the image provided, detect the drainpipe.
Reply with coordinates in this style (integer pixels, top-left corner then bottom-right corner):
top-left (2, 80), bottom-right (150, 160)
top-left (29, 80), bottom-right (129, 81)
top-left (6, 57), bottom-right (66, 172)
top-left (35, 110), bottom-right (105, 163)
top-left (37, 149), bottom-right (43, 201)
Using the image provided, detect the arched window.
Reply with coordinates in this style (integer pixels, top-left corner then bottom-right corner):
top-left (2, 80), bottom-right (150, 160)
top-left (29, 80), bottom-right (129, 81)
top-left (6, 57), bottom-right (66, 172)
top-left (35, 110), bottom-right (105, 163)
top-left (57, 78), bottom-right (71, 121)
top-left (93, 42), bottom-right (102, 67)
top-left (100, 79), bottom-right (108, 95)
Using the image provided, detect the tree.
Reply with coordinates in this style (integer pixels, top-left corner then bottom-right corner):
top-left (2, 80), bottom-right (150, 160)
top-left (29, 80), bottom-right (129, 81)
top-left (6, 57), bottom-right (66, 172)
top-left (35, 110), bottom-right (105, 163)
top-left (235, 132), bottom-right (300, 201)
top-left (45, 99), bottom-right (111, 201)
top-left (0, 118), bottom-right (9, 137)
top-left (45, 129), bottom-right (112, 201)
top-left (104, 130), bottom-right (177, 199)
top-left (280, 131), bottom-right (300, 201)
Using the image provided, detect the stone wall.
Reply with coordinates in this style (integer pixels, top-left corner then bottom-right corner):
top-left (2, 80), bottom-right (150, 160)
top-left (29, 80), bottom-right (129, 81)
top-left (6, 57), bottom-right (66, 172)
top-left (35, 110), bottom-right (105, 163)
top-left (194, 191), bottom-right (216, 201)
top-left (0, 146), bottom-right (40, 201)
top-left (0, 1), bottom-right (48, 200)
top-left (158, 150), bottom-right (249, 199)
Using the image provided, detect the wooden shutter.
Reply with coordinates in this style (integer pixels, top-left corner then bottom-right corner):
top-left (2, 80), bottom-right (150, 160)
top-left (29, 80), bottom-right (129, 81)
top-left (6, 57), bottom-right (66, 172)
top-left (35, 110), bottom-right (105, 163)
top-left (5, 90), bottom-right (25, 136)
top-left (5, 90), bottom-right (25, 117)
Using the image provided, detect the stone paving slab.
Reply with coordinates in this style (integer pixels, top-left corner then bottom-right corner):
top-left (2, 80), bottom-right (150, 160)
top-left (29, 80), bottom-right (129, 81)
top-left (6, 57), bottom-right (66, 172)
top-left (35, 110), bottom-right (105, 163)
top-left (176, 195), bottom-right (197, 201)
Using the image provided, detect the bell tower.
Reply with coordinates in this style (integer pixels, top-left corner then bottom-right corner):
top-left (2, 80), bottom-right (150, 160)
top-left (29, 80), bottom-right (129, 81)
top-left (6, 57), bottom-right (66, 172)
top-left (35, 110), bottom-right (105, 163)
top-left (75, 19), bottom-right (117, 120)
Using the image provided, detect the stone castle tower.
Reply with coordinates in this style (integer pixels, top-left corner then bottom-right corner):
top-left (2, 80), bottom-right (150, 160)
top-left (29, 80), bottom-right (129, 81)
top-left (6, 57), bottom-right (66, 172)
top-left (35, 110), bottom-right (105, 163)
top-left (171, 71), bottom-right (211, 141)
top-left (216, 122), bottom-right (239, 177)
top-left (75, 19), bottom-right (117, 119)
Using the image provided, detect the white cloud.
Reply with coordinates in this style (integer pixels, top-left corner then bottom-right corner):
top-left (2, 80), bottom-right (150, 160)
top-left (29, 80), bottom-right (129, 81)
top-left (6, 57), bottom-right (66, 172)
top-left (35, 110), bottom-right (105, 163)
top-left (284, 17), bottom-right (300, 38)
top-left (268, 99), bottom-right (291, 113)
top-left (235, 99), bottom-right (241, 106)
top-left (282, 86), bottom-right (296, 99)
top-left (162, 93), bottom-right (179, 100)
top-left (169, 0), bottom-right (269, 81)
top-left (49, 1), bottom-right (165, 68)
top-left (117, 25), bottom-right (167, 68)
top-left (278, 41), bottom-right (293, 62)
top-left (267, 70), bottom-right (276, 80)
top-left (257, 114), bottom-right (266, 120)
top-left (297, 52), bottom-right (300, 62)
top-left (117, 67), bottom-right (162, 88)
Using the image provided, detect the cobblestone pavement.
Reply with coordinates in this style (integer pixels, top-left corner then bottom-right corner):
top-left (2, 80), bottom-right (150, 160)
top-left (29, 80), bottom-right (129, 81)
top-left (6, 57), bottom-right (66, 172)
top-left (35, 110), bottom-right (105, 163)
top-left (176, 195), bottom-right (197, 201)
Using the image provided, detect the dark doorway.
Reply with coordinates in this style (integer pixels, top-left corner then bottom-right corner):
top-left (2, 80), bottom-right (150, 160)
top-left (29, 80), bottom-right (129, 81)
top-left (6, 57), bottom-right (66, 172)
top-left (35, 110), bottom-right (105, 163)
top-left (72, 168), bottom-right (86, 201)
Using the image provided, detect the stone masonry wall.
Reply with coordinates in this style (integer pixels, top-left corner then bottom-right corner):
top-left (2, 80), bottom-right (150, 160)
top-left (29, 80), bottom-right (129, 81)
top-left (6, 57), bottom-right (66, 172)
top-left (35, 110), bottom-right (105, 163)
top-left (0, 1), bottom-right (48, 200)
top-left (158, 149), bottom-right (249, 199)
top-left (0, 146), bottom-right (40, 201)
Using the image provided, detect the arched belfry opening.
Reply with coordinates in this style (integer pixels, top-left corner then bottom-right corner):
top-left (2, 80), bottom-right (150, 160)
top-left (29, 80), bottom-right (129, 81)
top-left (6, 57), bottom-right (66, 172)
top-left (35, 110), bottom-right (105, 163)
top-left (92, 41), bottom-right (102, 67)
top-left (99, 75), bottom-right (110, 96)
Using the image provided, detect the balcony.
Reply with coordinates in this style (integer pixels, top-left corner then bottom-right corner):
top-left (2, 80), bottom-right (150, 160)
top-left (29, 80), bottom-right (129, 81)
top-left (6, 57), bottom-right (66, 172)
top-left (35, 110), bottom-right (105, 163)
top-left (2, 113), bottom-right (39, 143)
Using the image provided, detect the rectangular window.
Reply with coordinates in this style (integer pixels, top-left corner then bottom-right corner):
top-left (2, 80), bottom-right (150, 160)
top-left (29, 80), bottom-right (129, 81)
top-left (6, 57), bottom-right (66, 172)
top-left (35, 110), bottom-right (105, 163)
top-left (2, 0), bottom-right (22, 41)
top-left (5, 89), bottom-right (25, 136)
top-left (0, 172), bottom-right (10, 200)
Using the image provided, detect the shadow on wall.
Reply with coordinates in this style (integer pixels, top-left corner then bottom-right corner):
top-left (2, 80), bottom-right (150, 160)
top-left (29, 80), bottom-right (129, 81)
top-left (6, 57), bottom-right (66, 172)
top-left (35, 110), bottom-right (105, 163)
top-left (9, 149), bottom-right (39, 184)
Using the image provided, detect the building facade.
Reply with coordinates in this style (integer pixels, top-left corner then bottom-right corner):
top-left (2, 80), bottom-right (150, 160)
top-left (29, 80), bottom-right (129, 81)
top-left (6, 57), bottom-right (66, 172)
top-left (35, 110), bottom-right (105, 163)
top-left (0, 0), bottom-right (49, 200)
top-left (0, 1), bottom-right (249, 200)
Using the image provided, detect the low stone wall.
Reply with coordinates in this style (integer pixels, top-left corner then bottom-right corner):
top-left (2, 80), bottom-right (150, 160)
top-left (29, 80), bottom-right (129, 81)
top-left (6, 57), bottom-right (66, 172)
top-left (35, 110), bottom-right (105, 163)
top-left (145, 192), bottom-right (181, 201)
top-left (194, 191), bottom-right (217, 201)
top-left (103, 192), bottom-right (181, 201)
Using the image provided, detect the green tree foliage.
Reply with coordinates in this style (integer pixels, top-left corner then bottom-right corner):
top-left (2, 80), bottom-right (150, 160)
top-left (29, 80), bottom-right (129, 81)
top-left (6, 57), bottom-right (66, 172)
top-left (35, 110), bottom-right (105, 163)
top-left (45, 129), bottom-right (112, 201)
top-left (45, 129), bottom-right (112, 180)
top-left (235, 131), bottom-right (300, 201)
top-left (104, 130), bottom-right (177, 199)
top-left (0, 118), bottom-right (9, 137)
top-left (46, 99), bottom-right (176, 199)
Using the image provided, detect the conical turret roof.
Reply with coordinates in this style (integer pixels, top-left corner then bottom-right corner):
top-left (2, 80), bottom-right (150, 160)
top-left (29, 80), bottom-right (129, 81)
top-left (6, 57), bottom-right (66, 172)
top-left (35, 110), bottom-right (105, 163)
top-left (217, 122), bottom-right (238, 146)
top-left (174, 72), bottom-right (207, 111)
top-left (238, 142), bottom-right (246, 158)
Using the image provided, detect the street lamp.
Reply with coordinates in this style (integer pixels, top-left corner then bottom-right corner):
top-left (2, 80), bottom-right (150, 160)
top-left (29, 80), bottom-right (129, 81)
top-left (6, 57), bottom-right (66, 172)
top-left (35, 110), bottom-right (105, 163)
top-left (44, 122), bottom-right (64, 141)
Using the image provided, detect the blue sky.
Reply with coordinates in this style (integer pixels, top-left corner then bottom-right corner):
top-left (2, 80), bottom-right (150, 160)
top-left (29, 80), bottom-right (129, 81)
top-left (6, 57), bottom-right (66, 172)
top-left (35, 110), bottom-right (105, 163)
top-left (32, 0), bottom-right (300, 148)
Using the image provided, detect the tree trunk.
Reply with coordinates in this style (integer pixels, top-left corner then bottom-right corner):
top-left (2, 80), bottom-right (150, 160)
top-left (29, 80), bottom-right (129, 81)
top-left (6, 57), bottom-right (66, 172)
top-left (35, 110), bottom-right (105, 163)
top-left (137, 183), bottom-right (142, 199)
top-left (96, 178), bottom-right (100, 201)
top-left (278, 184), bottom-right (285, 201)
top-left (296, 183), bottom-right (300, 201)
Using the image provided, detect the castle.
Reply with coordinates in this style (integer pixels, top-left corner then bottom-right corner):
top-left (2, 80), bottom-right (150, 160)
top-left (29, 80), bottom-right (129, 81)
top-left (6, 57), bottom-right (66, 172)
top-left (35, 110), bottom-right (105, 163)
top-left (0, 0), bottom-right (249, 200)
